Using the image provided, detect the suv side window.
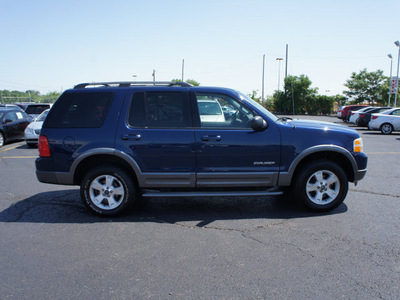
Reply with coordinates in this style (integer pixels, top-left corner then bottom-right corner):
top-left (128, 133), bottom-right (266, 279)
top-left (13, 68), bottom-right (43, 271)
top-left (195, 92), bottom-right (255, 129)
top-left (128, 92), bottom-right (191, 128)
top-left (45, 92), bottom-right (113, 128)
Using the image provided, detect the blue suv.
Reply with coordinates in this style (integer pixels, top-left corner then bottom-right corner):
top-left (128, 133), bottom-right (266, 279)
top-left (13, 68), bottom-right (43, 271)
top-left (36, 81), bottom-right (367, 216)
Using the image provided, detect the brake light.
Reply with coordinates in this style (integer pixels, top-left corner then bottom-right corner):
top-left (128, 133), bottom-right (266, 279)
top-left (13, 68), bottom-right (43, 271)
top-left (38, 135), bottom-right (51, 157)
top-left (371, 116), bottom-right (378, 120)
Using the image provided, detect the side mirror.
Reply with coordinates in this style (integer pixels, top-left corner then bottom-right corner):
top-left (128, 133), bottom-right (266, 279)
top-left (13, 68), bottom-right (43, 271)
top-left (4, 119), bottom-right (13, 124)
top-left (251, 116), bottom-right (268, 131)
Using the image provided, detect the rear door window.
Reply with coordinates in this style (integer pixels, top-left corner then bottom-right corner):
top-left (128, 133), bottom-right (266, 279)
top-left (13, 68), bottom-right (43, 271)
top-left (128, 91), bottom-right (192, 128)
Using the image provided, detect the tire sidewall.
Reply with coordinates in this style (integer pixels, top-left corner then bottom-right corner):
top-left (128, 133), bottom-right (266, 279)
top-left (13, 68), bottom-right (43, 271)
top-left (294, 160), bottom-right (348, 212)
top-left (380, 123), bottom-right (393, 135)
top-left (0, 132), bottom-right (4, 147)
top-left (80, 166), bottom-right (135, 216)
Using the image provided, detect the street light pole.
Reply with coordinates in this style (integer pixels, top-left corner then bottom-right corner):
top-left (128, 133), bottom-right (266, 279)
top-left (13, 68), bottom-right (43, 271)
top-left (395, 41), bottom-right (400, 107)
top-left (262, 54), bottom-right (265, 106)
top-left (276, 58), bottom-right (283, 91)
top-left (388, 54), bottom-right (393, 107)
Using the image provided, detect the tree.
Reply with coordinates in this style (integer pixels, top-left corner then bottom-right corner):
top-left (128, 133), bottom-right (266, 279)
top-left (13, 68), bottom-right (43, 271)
top-left (343, 69), bottom-right (387, 105)
top-left (273, 75), bottom-right (318, 114)
top-left (171, 78), bottom-right (200, 86)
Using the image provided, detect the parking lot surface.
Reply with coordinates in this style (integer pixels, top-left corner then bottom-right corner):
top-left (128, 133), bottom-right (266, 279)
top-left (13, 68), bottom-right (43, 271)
top-left (0, 115), bottom-right (399, 299)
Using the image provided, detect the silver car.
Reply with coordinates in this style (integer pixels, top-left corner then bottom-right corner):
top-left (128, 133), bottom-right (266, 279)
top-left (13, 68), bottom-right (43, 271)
top-left (24, 109), bottom-right (49, 147)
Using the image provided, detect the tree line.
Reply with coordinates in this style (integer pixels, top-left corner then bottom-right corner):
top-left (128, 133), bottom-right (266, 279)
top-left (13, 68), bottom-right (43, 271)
top-left (1, 70), bottom-right (396, 114)
top-left (268, 69), bottom-right (396, 115)
top-left (0, 90), bottom-right (61, 104)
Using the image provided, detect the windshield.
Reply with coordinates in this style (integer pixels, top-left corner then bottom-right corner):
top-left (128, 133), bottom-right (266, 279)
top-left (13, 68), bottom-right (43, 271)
top-left (237, 92), bottom-right (278, 122)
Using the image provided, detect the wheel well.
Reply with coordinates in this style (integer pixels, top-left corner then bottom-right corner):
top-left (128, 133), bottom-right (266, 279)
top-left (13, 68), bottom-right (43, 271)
top-left (73, 155), bottom-right (138, 186)
top-left (292, 151), bottom-right (355, 184)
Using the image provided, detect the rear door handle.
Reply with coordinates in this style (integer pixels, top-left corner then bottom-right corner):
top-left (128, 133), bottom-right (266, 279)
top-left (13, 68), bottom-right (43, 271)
top-left (121, 134), bottom-right (141, 141)
top-left (201, 135), bottom-right (221, 142)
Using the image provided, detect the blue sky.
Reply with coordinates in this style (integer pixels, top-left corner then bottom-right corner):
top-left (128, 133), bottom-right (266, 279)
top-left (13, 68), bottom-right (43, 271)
top-left (0, 0), bottom-right (399, 97)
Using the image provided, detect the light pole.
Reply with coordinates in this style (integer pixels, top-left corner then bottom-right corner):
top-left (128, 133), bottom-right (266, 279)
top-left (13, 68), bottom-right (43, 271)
top-left (262, 54), bottom-right (265, 106)
top-left (388, 54), bottom-right (393, 106)
top-left (276, 58), bottom-right (283, 91)
top-left (395, 41), bottom-right (400, 107)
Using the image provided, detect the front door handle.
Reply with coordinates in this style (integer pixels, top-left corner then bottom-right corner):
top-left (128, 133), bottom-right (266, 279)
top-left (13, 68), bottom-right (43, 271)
top-left (201, 135), bottom-right (221, 142)
top-left (121, 134), bottom-right (141, 141)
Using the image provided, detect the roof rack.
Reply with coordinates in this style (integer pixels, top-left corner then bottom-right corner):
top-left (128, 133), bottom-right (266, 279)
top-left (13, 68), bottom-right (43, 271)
top-left (73, 81), bottom-right (192, 89)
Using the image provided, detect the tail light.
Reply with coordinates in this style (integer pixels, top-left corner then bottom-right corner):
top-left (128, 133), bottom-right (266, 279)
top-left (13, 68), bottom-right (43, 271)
top-left (371, 116), bottom-right (378, 120)
top-left (359, 114), bottom-right (365, 118)
top-left (351, 112), bottom-right (355, 115)
top-left (38, 135), bottom-right (51, 157)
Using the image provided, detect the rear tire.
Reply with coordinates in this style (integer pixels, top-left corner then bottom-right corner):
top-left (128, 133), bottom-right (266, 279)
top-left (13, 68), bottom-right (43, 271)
top-left (80, 166), bottom-right (136, 216)
top-left (380, 123), bottom-right (393, 135)
top-left (293, 160), bottom-right (348, 212)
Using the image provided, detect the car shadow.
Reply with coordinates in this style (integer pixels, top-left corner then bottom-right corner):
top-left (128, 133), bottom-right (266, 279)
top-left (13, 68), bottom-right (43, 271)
top-left (0, 189), bottom-right (347, 225)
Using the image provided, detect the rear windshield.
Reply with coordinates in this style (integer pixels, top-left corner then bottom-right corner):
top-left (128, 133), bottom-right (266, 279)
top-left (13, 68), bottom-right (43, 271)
top-left (25, 105), bottom-right (50, 115)
top-left (44, 92), bottom-right (113, 128)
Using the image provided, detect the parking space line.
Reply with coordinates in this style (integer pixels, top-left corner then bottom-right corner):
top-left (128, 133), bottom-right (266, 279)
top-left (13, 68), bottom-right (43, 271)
top-left (1, 156), bottom-right (37, 159)
top-left (0, 145), bottom-right (21, 152)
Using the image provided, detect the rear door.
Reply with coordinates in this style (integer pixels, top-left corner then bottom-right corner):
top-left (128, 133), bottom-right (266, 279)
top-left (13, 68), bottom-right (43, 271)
top-left (117, 89), bottom-right (197, 188)
top-left (192, 91), bottom-right (281, 188)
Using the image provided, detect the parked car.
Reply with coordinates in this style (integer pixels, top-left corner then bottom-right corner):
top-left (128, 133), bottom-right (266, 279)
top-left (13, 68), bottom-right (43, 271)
top-left (0, 104), bottom-right (24, 111)
top-left (368, 108), bottom-right (400, 134)
top-left (36, 81), bottom-right (367, 216)
top-left (16, 102), bottom-right (51, 119)
top-left (337, 105), bottom-right (369, 121)
top-left (348, 106), bottom-right (373, 124)
top-left (356, 107), bottom-right (391, 127)
top-left (0, 107), bottom-right (31, 147)
top-left (197, 99), bottom-right (226, 123)
top-left (24, 109), bottom-right (49, 147)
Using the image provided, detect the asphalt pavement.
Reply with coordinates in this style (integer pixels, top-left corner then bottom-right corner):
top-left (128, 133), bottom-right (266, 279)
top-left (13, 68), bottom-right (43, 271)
top-left (0, 115), bottom-right (399, 299)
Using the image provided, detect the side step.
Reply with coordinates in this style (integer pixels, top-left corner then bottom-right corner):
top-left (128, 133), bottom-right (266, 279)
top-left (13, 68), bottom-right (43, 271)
top-left (141, 189), bottom-right (283, 198)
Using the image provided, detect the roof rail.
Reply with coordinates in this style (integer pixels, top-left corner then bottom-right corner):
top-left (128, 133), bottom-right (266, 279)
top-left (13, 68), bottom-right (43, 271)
top-left (73, 81), bottom-right (192, 89)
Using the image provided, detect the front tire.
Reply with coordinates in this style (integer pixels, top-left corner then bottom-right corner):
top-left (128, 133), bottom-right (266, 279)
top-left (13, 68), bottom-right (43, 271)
top-left (293, 160), bottom-right (348, 212)
top-left (80, 166), bottom-right (136, 216)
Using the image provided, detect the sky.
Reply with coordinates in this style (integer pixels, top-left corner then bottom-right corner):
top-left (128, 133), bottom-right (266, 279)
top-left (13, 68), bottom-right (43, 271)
top-left (0, 0), bottom-right (399, 98)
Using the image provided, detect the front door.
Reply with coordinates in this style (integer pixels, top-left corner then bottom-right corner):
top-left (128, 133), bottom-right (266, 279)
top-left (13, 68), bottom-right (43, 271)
top-left (193, 92), bottom-right (281, 188)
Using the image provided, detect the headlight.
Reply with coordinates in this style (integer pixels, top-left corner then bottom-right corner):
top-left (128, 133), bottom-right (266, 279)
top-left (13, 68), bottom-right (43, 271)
top-left (25, 127), bottom-right (34, 134)
top-left (353, 138), bottom-right (363, 153)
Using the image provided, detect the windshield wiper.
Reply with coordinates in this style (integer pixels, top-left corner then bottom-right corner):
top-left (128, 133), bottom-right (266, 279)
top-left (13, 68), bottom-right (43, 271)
top-left (276, 116), bottom-right (293, 122)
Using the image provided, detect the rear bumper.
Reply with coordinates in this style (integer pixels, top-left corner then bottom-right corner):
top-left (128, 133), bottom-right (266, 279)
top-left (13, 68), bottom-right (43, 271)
top-left (36, 170), bottom-right (75, 185)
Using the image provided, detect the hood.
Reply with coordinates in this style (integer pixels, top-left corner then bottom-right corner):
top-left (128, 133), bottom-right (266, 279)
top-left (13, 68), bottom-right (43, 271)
top-left (27, 121), bottom-right (44, 131)
top-left (279, 118), bottom-right (358, 135)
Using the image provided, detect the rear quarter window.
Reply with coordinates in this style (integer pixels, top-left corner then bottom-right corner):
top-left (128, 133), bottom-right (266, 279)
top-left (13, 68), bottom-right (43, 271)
top-left (44, 92), bottom-right (113, 128)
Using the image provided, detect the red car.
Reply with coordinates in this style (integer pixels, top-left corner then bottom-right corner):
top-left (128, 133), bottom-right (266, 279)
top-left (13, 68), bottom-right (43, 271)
top-left (337, 105), bottom-right (369, 122)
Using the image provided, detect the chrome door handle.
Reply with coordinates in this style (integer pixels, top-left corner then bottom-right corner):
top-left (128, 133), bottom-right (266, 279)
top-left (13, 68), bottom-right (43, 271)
top-left (121, 134), bottom-right (141, 141)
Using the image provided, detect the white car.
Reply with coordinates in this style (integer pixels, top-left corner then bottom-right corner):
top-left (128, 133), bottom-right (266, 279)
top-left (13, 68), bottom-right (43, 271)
top-left (197, 99), bottom-right (226, 123)
top-left (24, 109), bottom-right (49, 147)
top-left (348, 106), bottom-right (373, 124)
top-left (368, 108), bottom-right (400, 134)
